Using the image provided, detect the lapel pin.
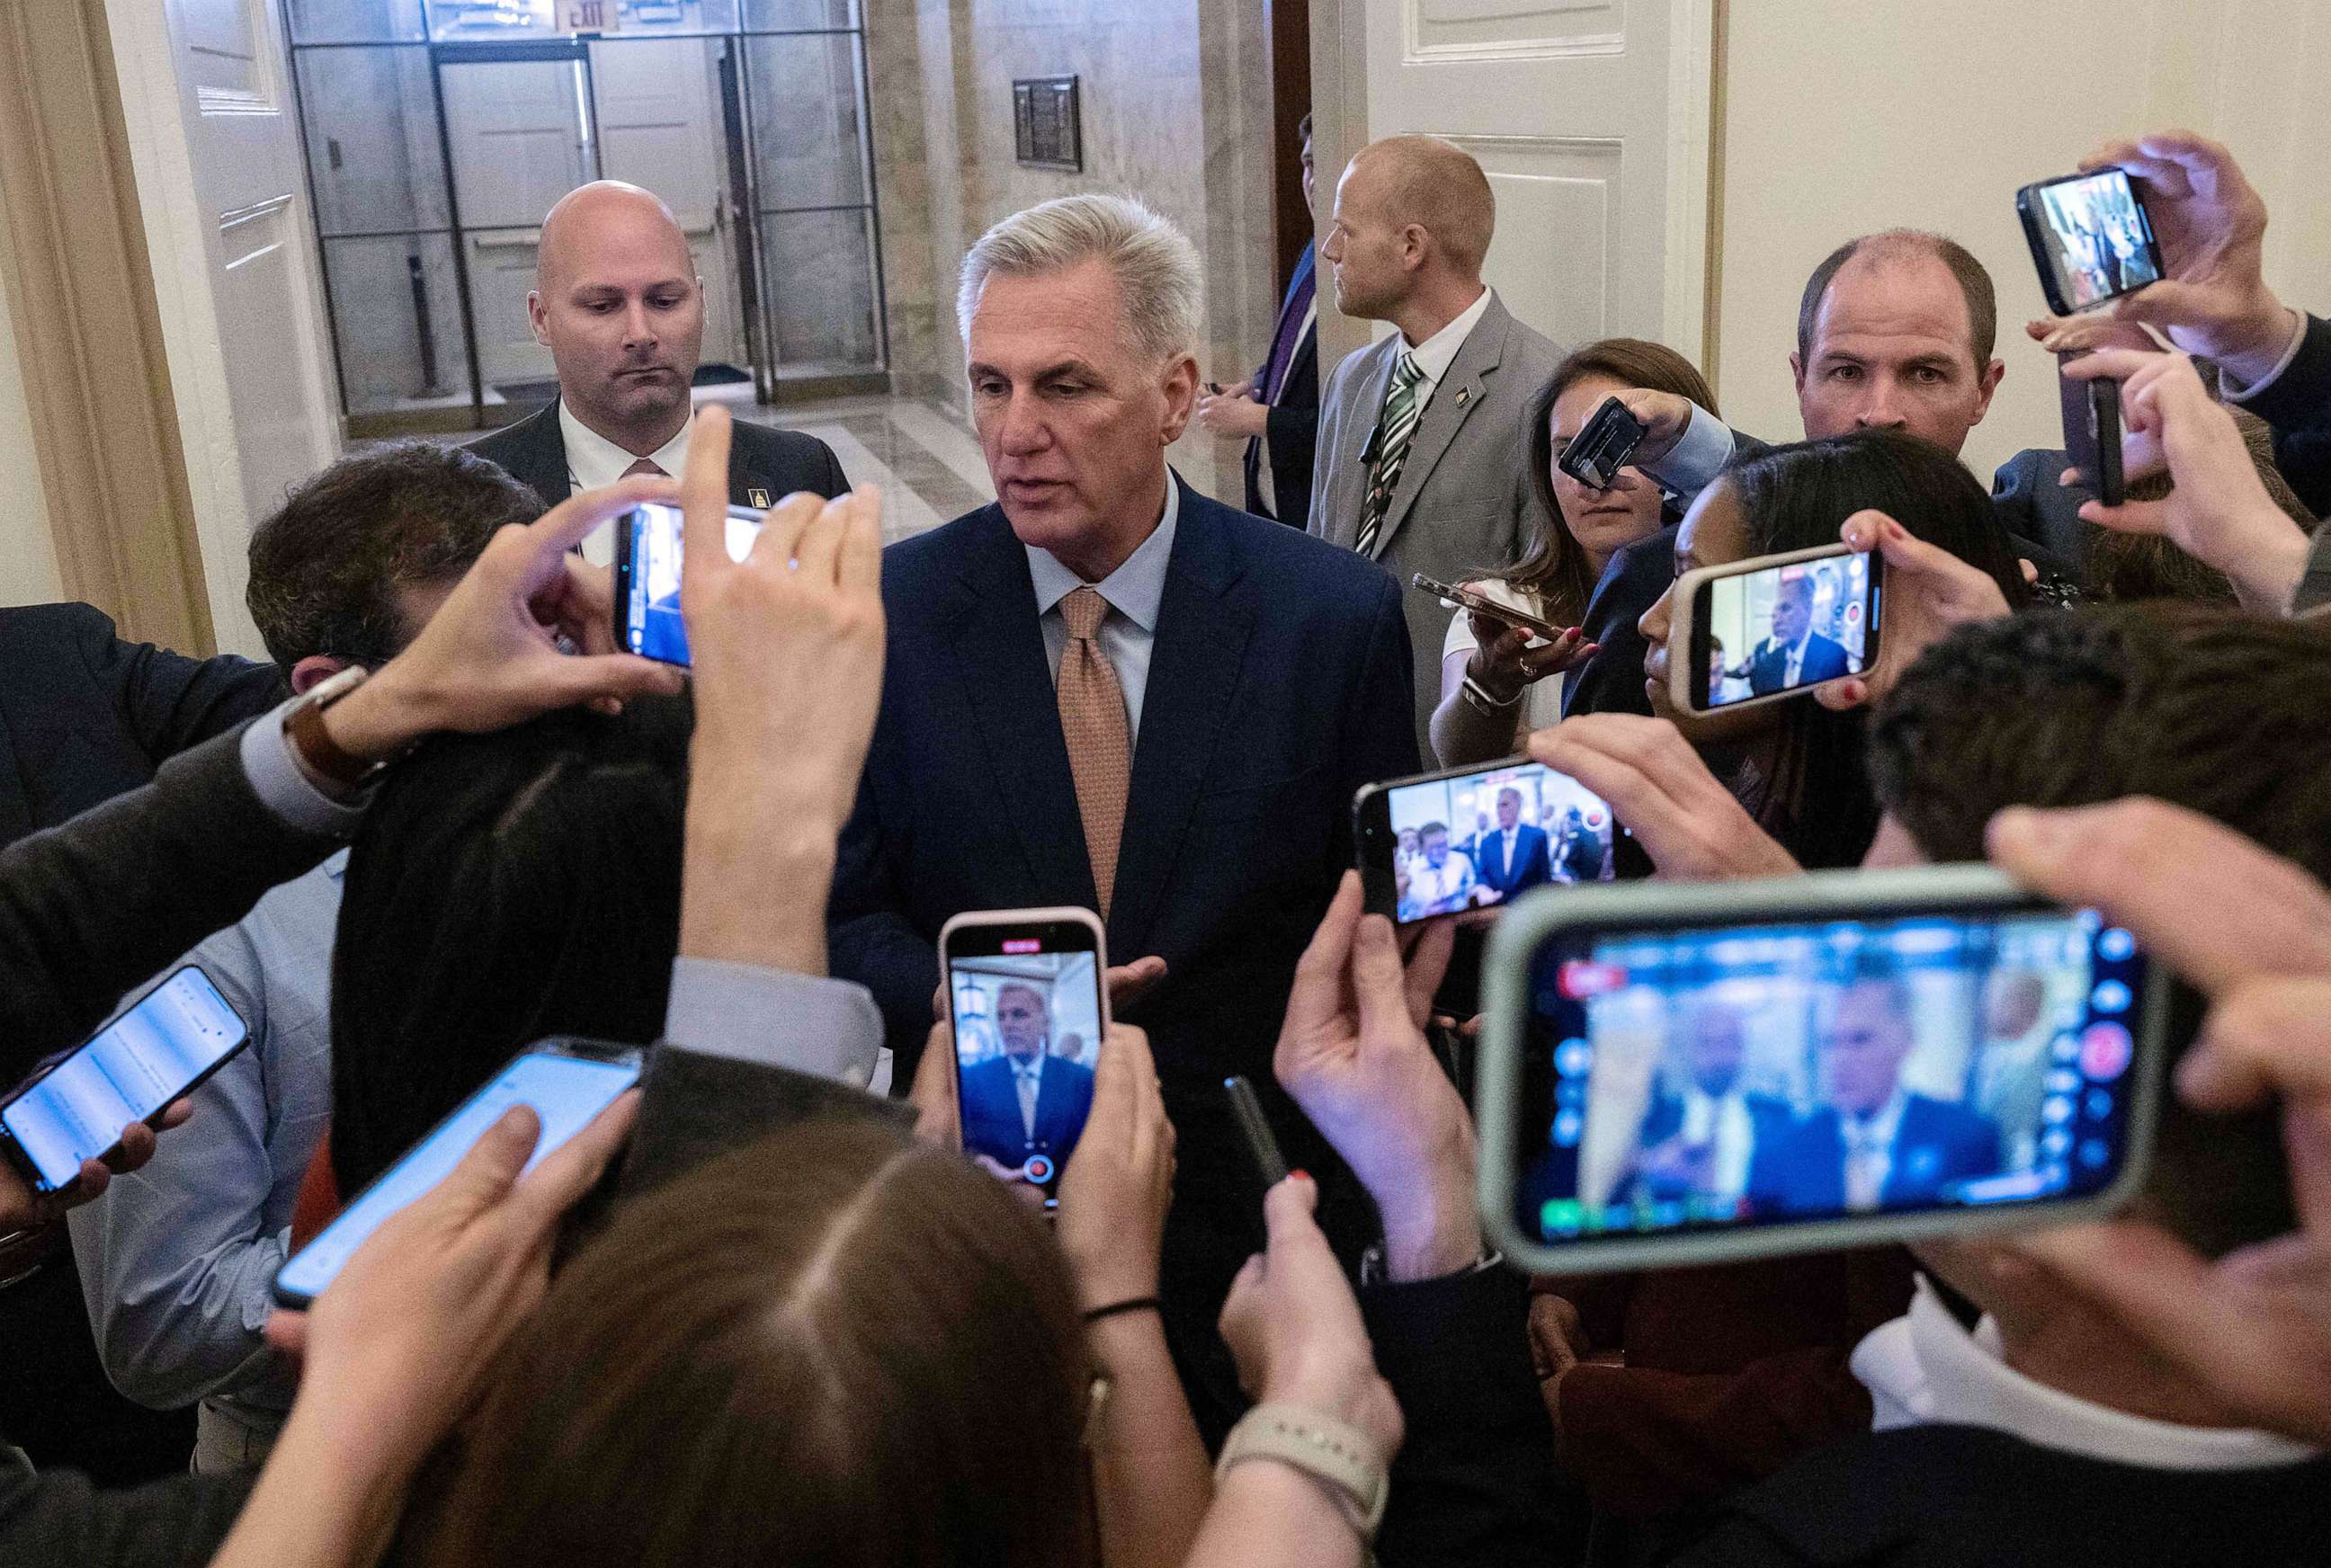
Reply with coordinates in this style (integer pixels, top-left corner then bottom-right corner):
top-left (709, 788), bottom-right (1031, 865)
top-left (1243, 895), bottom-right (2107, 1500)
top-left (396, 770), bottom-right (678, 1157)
top-left (748, 487), bottom-right (773, 509)
top-left (1455, 388), bottom-right (1470, 407)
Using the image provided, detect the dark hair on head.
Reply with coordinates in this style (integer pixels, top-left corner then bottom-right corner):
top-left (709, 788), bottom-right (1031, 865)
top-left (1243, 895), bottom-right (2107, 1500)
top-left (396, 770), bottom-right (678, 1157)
top-left (1796, 230), bottom-right (1997, 369)
top-left (412, 1120), bottom-right (1087, 1568)
top-left (328, 692), bottom-right (691, 1194)
top-left (1419, 820), bottom-right (1449, 838)
top-left (1710, 430), bottom-right (2030, 869)
top-left (1515, 338), bottom-right (1720, 621)
top-left (246, 441), bottom-right (542, 677)
top-left (1298, 111), bottom-right (1312, 142)
top-left (1871, 601), bottom-right (2331, 1257)
top-left (1870, 602), bottom-right (2331, 877)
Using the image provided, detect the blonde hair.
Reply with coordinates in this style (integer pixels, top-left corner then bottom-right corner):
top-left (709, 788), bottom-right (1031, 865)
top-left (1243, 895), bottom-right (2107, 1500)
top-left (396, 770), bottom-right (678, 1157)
top-left (957, 193), bottom-right (1201, 362)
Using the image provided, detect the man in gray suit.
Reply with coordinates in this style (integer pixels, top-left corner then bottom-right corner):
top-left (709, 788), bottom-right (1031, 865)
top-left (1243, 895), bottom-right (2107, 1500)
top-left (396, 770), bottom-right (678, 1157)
top-left (1308, 135), bottom-right (1564, 745)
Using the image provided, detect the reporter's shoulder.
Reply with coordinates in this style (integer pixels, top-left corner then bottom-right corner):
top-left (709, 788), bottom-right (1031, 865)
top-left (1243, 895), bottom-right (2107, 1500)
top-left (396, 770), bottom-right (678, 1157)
top-left (732, 419), bottom-right (843, 474)
top-left (0, 600), bottom-right (120, 653)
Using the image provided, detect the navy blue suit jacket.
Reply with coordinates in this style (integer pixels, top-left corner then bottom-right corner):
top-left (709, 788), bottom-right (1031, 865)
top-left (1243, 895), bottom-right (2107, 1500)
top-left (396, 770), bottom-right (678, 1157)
top-left (1747, 632), bottom-right (1851, 696)
top-left (1750, 1095), bottom-right (2001, 1216)
top-left (1474, 823), bottom-right (1551, 898)
top-left (829, 482), bottom-right (1419, 1207)
top-left (958, 1052), bottom-right (1095, 1172)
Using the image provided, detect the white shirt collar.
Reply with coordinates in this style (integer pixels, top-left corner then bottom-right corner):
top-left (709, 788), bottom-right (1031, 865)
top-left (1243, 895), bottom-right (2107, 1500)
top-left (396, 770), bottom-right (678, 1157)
top-left (558, 398), bottom-right (692, 492)
top-left (1848, 1084), bottom-right (1911, 1149)
top-left (1007, 1051), bottom-right (1045, 1080)
top-left (1853, 1278), bottom-right (2319, 1471)
top-left (1399, 286), bottom-right (1494, 389)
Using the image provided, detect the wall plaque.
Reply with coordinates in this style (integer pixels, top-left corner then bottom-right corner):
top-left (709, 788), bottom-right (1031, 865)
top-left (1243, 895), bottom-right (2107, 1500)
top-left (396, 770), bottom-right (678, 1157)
top-left (1014, 75), bottom-right (1082, 173)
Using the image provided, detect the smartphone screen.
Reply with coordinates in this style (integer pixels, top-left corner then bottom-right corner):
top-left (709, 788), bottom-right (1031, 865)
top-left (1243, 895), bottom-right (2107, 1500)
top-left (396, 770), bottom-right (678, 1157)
top-left (1506, 904), bottom-right (2149, 1249)
top-left (1, 967), bottom-right (247, 1193)
top-left (2020, 168), bottom-right (2164, 314)
top-left (272, 1045), bottom-right (641, 1305)
top-left (947, 918), bottom-right (1104, 1204)
top-left (1360, 760), bottom-right (1620, 926)
top-left (616, 501), bottom-right (764, 666)
top-left (1692, 552), bottom-right (1876, 709)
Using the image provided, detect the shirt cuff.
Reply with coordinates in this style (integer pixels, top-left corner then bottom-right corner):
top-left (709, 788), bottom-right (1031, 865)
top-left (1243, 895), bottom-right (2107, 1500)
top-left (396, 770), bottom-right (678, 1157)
top-left (238, 699), bottom-right (371, 840)
top-left (663, 958), bottom-right (882, 1087)
top-left (1644, 403), bottom-right (1735, 501)
top-left (2221, 307), bottom-right (2309, 402)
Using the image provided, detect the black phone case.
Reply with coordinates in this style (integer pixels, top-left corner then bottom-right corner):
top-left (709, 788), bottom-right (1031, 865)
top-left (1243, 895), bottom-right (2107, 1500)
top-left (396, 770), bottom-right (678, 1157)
top-left (2059, 361), bottom-right (2124, 508)
top-left (1557, 396), bottom-right (1648, 490)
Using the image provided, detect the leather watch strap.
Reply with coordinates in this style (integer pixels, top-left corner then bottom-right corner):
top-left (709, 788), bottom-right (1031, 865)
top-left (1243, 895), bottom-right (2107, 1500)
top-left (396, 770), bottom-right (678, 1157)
top-left (285, 665), bottom-right (379, 790)
top-left (1215, 1401), bottom-right (1389, 1542)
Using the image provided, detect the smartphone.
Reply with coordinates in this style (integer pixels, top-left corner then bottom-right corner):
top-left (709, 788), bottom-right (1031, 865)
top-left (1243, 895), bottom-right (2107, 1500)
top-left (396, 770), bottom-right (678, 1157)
top-left (1412, 572), bottom-right (1568, 645)
top-left (1671, 543), bottom-right (1880, 716)
top-left (2016, 167), bottom-right (2166, 317)
top-left (1557, 396), bottom-right (1647, 490)
top-left (1475, 867), bottom-right (2166, 1274)
top-left (1225, 1074), bottom-right (1290, 1194)
top-left (272, 1038), bottom-right (642, 1307)
top-left (617, 1046), bottom-right (913, 1202)
top-left (1353, 757), bottom-right (1621, 927)
top-left (0, 967), bottom-right (247, 1196)
top-left (2059, 357), bottom-right (2125, 508)
top-left (940, 908), bottom-right (1108, 1206)
top-left (611, 499), bottom-right (767, 666)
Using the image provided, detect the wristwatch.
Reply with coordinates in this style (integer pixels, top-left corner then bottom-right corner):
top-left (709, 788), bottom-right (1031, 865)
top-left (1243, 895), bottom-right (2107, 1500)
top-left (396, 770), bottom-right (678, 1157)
top-left (1460, 673), bottom-right (1522, 715)
top-left (284, 664), bottom-right (384, 791)
top-left (1215, 1401), bottom-right (1389, 1544)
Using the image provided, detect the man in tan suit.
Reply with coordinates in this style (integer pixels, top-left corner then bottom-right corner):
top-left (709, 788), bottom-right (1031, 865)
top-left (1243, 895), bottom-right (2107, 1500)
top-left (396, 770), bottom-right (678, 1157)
top-left (1308, 135), bottom-right (1564, 745)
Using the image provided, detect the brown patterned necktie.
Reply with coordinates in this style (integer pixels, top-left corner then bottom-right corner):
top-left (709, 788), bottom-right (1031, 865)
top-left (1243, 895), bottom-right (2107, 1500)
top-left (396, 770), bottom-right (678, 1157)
top-left (1057, 586), bottom-right (1131, 917)
top-left (621, 458), bottom-right (666, 478)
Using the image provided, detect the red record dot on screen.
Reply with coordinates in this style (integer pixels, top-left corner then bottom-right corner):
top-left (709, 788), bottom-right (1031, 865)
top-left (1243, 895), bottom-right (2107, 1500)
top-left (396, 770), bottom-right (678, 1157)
top-left (1022, 1154), bottom-right (1055, 1183)
top-left (2079, 1022), bottom-right (2133, 1082)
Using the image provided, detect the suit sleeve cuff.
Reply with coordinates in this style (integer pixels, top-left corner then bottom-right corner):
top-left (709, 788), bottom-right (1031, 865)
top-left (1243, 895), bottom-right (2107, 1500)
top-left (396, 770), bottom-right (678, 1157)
top-left (1643, 403), bottom-right (1735, 501)
top-left (664, 958), bottom-right (882, 1087)
top-left (238, 700), bottom-right (371, 839)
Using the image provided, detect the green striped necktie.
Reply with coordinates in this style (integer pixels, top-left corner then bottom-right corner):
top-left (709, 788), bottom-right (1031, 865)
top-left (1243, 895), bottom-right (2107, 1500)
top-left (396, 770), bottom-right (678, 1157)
top-left (1355, 350), bottom-right (1424, 557)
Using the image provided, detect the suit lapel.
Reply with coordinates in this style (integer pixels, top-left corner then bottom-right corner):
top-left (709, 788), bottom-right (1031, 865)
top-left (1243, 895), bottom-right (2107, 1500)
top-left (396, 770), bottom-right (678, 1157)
top-left (514, 402), bottom-right (574, 504)
top-left (1371, 297), bottom-right (1509, 560)
top-left (728, 428), bottom-right (779, 512)
top-left (941, 509), bottom-right (1098, 908)
top-left (1108, 490), bottom-right (1253, 958)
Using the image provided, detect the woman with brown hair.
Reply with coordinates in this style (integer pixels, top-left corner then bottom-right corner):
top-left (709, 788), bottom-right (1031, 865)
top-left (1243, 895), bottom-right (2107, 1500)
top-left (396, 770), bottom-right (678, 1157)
top-left (1430, 338), bottom-right (1721, 767)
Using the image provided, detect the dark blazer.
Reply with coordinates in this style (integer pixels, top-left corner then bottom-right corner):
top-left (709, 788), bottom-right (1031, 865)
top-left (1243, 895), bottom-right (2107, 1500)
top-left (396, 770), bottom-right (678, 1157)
top-left (1751, 1094), bottom-right (2001, 1216)
top-left (958, 1052), bottom-right (1095, 1170)
top-left (1622, 1089), bottom-right (1795, 1205)
top-left (1473, 822), bottom-right (1551, 897)
top-left (1992, 445), bottom-right (2098, 584)
top-left (0, 604), bottom-right (281, 854)
top-left (2230, 310), bottom-right (2331, 520)
top-left (1243, 241), bottom-right (1318, 527)
top-left (466, 399), bottom-right (849, 510)
top-left (1363, 1265), bottom-right (1587, 1567)
top-left (1562, 524), bottom-right (1677, 721)
top-left (1746, 631), bottom-right (1851, 695)
top-left (1680, 1421), bottom-right (2331, 1567)
top-left (827, 480), bottom-right (1418, 1435)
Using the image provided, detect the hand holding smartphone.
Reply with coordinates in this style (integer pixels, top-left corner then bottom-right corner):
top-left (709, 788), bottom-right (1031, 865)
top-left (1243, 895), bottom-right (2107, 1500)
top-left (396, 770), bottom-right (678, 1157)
top-left (1670, 543), bottom-right (1880, 716)
top-left (273, 1038), bottom-right (643, 1307)
top-left (1557, 396), bottom-right (1649, 490)
top-left (2059, 356), bottom-right (2126, 507)
top-left (0, 967), bottom-right (247, 1198)
top-left (1412, 573), bottom-right (1568, 645)
top-left (941, 908), bottom-right (1109, 1207)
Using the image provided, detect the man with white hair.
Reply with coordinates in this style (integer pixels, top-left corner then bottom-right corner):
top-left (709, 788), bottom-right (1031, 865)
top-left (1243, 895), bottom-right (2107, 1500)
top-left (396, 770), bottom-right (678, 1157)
top-left (828, 192), bottom-right (1418, 1437)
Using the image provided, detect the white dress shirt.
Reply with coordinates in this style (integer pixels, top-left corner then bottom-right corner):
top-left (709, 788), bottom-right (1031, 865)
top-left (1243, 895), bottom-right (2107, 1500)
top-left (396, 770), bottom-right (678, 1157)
top-left (560, 401), bottom-right (692, 566)
top-left (1402, 849), bottom-right (1478, 918)
top-left (1440, 578), bottom-right (1566, 733)
top-left (1395, 286), bottom-right (1496, 427)
top-left (1841, 1086), bottom-right (1910, 1211)
top-left (1855, 1279), bottom-right (2319, 1470)
top-left (1678, 1088), bottom-right (1756, 1204)
top-left (1779, 628), bottom-right (1813, 688)
top-left (1009, 1051), bottom-right (1046, 1139)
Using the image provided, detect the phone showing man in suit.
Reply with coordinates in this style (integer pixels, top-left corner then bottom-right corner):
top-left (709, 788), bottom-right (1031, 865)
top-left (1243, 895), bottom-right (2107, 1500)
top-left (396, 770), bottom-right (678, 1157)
top-left (941, 909), bottom-right (1107, 1207)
